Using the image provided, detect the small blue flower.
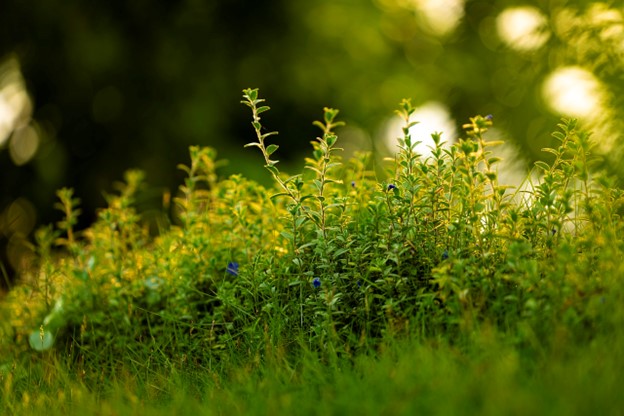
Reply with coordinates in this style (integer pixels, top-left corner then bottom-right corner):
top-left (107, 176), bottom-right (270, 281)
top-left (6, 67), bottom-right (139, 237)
top-left (485, 114), bottom-right (493, 121)
top-left (442, 250), bottom-right (449, 260)
top-left (351, 181), bottom-right (356, 188)
top-left (312, 277), bottom-right (321, 289)
top-left (387, 184), bottom-right (396, 191)
top-left (357, 280), bottom-right (362, 288)
top-left (226, 261), bottom-right (239, 276)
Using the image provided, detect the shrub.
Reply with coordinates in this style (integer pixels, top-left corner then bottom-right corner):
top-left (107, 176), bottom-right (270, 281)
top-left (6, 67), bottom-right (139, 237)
top-left (1, 89), bottom-right (622, 379)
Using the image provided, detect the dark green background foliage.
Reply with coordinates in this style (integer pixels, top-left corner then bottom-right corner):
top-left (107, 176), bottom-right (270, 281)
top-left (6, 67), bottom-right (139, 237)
top-left (1, 0), bottom-right (623, 282)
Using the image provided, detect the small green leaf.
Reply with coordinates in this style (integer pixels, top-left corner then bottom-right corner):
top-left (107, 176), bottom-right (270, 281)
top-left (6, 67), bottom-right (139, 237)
top-left (305, 166), bottom-right (322, 175)
top-left (325, 134), bottom-right (338, 147)
top-left (541, 147), bottom-right (559, 156)
top-left (483, 140), bottom-right (504, 147)
top-left (245, 88), bottom-right (258, 101)
top-left (73, 269), bottom-right (89, 281)
top-left (313, 120), bottom-right (325, 130)
top-left (270, 192), bottom-right (291, 200)
top-left (266, 165), bottom-right (280, 176)
top-left (177, 164), bottom-right (191, 174)
top-left (266, 144), bottom-right (279, 155)
top-left (261, 131), bottom-right (279, 140)
top-left (534, 161), bottom-right (550, 172)
top-left (324, 108), bottom-right (339, 124)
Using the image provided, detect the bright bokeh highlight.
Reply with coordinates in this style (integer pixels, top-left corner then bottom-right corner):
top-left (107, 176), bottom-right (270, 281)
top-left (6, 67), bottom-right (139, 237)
top-left (406, 0), bottom-right (465, 36)
top-left (542, 66), bottom-right (605, 119)
top-left (0, 57), bottom-right (38, 165)
top-left (384, 101), bottom-right (456, 156)
top-left (497, 6), bottom-right (550, 51)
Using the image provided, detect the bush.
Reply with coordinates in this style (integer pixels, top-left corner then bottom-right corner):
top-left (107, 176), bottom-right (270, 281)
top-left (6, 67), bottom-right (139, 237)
top-left (1, 89), bottom-right (622, 381)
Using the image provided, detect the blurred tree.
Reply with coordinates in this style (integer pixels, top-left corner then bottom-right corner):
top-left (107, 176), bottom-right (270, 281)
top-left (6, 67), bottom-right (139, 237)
top-left (1, 0), bottom-right (622, 283)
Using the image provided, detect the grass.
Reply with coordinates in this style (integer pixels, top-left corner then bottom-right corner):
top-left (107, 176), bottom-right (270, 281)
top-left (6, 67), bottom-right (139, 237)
top-left (1, 88), bottom-right (623, 414)
top-left (3, 331), bottom-right (623, 415)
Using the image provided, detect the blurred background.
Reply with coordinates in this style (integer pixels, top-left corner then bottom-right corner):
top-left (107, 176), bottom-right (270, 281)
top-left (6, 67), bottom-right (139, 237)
top-left (1, 0), bottom-right (623, 284)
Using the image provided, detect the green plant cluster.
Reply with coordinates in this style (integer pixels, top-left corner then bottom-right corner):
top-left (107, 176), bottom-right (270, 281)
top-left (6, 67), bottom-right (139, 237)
top-left (1, 89), bottom-right (623, 381)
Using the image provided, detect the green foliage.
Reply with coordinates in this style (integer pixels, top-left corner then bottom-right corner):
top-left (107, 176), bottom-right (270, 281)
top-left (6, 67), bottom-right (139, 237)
top-left (5, 1), bottom-right (624, 296)
top-left (1, 88), bottom-right (623, 412)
